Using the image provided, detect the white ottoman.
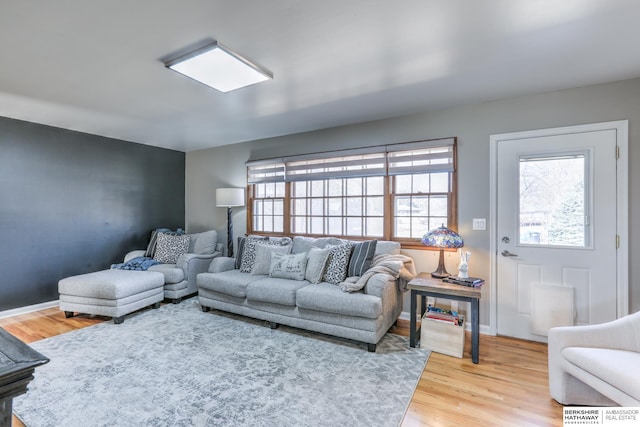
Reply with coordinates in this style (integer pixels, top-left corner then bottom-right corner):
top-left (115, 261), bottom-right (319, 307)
top-left (58, 270), bottom-right (165, 324)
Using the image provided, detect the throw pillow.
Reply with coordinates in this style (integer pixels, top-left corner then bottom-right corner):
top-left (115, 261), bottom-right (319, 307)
top-left (153, 233), bottom-right (190, 264)
top-left (305, 247), bottom-right (330, 284)
top-left (145, 228), bottom-right (184, 257)
top-left (188, 230), bottom-right (217, 255)
top-left (348, 240), bottom-right (378, 277)
top-left (251, 243), bottom-right (291, 275)
top-left (240, 238), bottom-right (288, 273)
top-left (322, 243), bottom-right (354, 284)
top-left (270, 252), bottom-right (308, 281)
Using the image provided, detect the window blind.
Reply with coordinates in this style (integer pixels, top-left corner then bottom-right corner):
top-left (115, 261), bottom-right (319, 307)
top-left (246, 138), bottom-right (455, 183)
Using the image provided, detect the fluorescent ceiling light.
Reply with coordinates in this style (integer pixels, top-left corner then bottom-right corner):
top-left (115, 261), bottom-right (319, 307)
top-left (165, 41), bottom-right (272, 93)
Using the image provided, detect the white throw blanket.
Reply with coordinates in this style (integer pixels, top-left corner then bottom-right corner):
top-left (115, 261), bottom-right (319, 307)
top-left (340, 253), bottom-right (416, 293)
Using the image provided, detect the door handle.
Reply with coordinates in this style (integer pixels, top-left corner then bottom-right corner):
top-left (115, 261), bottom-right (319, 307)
top-left (501, 250), bottom-right (518, 257)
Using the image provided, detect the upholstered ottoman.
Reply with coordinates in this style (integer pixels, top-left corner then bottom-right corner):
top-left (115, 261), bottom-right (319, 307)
top-left (58, 270), bottom-right (165, 324)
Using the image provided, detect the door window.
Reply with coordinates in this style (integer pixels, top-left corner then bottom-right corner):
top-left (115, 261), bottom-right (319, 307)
top-left (518, 151), bottom-right (590, 248)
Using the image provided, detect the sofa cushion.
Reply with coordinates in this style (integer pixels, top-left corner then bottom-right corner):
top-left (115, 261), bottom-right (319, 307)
top-left (251, 243), bottom-right (291, 275)
top-left (246, 278), bottom-right (310, 306)
top-left (322, 243), bottom-right (354, 284)
top-left (154, 233), bottom-right (190, 264)
top-left (305, 247), bottom-right (330, 284)
top-left (348, 240), bottom-right (377, 277)
top-left (562, 347), bottom-right (640, 401)
top-left (291, 236), bottom-right (346, 254)
top-left (188, 230), bottom-right (218, 255)
top-left (296, 283), bottom-right (382, 319)
top-left (270, 252), bottom-right (308, 280)
top-left (148, 264), bottom-right (185, 284)
top-left (197, 270), bottom-right (266, 298)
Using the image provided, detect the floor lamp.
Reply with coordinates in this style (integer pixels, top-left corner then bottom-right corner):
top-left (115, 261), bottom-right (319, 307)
top-left (216, 188), bottom-right (245, 258)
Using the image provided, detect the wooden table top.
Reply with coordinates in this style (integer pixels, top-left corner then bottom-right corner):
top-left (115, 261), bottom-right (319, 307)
top-left (408, 273), bottom-right (482, 299)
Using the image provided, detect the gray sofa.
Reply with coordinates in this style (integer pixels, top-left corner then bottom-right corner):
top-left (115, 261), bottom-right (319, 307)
top-left (125, 230), bottom-right (223, 303)
top-left (197, 236), bottom-right (412, 351)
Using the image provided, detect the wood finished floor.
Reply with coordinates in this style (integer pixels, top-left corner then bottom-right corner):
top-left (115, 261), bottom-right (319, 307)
top-left (1, 307), bottom-right (563, 427)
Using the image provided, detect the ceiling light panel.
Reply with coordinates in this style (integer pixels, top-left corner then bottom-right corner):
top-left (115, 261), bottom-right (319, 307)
top-left (166, 42), bottom-right (272, 93)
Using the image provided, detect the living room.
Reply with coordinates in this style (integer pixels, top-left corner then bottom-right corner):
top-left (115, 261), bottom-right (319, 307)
top-left (2, 1), bottom-right (640, 426)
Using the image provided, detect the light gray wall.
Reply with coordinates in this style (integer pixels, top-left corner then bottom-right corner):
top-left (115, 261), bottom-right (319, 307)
top-left (186, 77), bottom-right (640, 325)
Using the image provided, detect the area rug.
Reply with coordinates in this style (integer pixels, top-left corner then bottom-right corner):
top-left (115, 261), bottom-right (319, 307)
top-left (14, 298), bottom-right (429, 427)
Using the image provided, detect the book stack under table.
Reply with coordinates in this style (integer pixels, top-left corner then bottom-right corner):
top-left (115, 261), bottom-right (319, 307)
top-left (420, 307), bottom-right (465, 358)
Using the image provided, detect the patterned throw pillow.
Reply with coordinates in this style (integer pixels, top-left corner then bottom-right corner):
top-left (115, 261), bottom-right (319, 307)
top-left (240, 238), bottom-right (288, 273)
top-left (145, 228), bottom-right (184, 257)
top-left (347, 240), bottom-right (378, 277)
top-left (270, 252), bottom-right (308, 280)
top-left (305, 247), bottom-right (330, 284)
top-left (251, 244), bottom-right (291, 275)
top-left (153, 233), bottom-right (190, 264)
top-left (322, 243), bottom-right (354, 284)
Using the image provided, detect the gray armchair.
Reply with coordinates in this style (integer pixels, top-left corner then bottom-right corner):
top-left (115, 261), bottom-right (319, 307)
top-left (125, 230), bottom-right (223, 303)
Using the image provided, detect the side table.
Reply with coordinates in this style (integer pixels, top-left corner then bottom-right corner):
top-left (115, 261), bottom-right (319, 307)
top-left (408, 273), bottom-right (482, 364)
top-left (0, 328), bottom-right (49, 427)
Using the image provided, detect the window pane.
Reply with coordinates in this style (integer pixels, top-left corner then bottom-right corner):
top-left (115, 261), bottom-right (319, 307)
top-left (293, 217), bottom-right (307, 234)
top-left (346, 178), bottom-right (363, 196)
top-left (328, 198), bottom-right (342, 215)
top-left (328, 217), bottom-right (342, 235)
top-left (255, 184), bottom-right (265, 198)
top-left (366, 217), bottom-right (384, 237)
top-left (366, 197), bottom-right (384, 216)
top-left (413, 174), bottom-right (430, 194)
top-left (519, 154), bottom-right (586, 247)
top-left (275, 182), bottom-right (285, 197)
top-left (346, 197), bottom-right (362, 216)
top-left (366, 176), bottom-right (384, 195)
top-left (273, 216), bottom-right (284, 232)
top-left (265, 183), bottom-right (276, 198)
top-left (264, 200), bottom-right (273, 215)
top-left (412, 218), bottom-right (427, 239)
top-left (395, 175), bottom-right (411, 193)
top-left (411, 196), bottom-right (428, 215)
top-left (311, 181), bottom-right (324, 197)
top-left (328, 180), bottom-right (342, 197)
top-left (395, 196), bottom-right (411, 216)
top-left (311, 217), bottom-right (324, 234)
top-left (293, 182), bottom-right (307, 197)
top-left (293, 199), bottom-right (306, 215)
top-left (274, 199), bottom-right (283, 215)
top-left (263, 216), bottom-right (273, 232)
top-left (395, 217), bottom-right (411, 238)
top-left (429, 218), bottom-right (447, 230)
top-left (430, 196), bottom-right (448, 217)
top-left (311, 199), bottom-right (324, 215)
top-left (431, 173), bottom-right (449, 192)
top-left (346, 217), bottom-right (362, 236)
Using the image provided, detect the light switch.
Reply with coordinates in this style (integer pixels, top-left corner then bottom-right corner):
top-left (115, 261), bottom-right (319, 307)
top-left (472, 218), bottom-right (486, 230)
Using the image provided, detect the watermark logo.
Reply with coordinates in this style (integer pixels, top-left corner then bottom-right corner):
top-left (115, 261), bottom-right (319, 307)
top-left (564, 407), bottom-right (640, 426)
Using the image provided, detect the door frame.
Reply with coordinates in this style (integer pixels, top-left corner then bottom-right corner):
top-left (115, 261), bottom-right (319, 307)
top-left (488, 120), bottom-right (629, 336)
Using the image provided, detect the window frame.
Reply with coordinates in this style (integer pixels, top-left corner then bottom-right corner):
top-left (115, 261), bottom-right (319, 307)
top-left (246, 138), bottom-right (457, 248)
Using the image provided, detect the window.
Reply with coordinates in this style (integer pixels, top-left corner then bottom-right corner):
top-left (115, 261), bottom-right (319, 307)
top-left (246, 138), bottom-right (457, 246)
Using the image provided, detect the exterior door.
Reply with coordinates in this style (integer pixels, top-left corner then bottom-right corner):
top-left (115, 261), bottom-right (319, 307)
top-left (493, 122), bottom-right (625, 342)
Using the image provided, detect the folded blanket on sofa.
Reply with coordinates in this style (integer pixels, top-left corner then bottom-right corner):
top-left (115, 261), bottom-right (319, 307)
top-left (111, 256), bottom-right (160, 271)
top-left (340, 254), bottom-right (416, 293)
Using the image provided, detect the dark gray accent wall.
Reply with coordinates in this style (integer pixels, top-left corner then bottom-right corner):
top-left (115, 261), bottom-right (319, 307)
top-left (0, 117), bottom-right (185, 311)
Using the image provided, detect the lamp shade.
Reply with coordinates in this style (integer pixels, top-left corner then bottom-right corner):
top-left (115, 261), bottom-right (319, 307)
top-left (421, 225), bottom-right (464, 249)
top-left (216, 188), bottom-right (245, 207)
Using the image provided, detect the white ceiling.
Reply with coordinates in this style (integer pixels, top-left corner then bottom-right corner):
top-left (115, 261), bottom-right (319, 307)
top-left (1, 0), bottom-right (640, 152)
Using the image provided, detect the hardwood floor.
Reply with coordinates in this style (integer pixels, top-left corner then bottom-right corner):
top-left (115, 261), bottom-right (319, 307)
top-left (1, 309), bottom-right (563, 426)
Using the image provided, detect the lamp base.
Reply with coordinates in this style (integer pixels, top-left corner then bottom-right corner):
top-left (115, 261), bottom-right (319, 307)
top-left (430, 249), bottom-right (450, 278)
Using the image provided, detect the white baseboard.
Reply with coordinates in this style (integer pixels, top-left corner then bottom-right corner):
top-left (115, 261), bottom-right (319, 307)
top-left (398, 311), bottom-right (494, 336)
top-left (0, 300), bottom-right (59, 320)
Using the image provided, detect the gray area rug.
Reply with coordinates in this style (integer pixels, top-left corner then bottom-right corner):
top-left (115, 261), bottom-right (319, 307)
top-left (14, 298), bottom-right (429, 427)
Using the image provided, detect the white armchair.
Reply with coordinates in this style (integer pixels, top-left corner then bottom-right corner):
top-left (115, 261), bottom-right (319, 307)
top-left (548, 310), bottom-right (640, 406)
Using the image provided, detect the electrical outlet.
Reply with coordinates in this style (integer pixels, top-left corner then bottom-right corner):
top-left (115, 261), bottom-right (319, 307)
top-left (472, 218), bottom-right (486, 230)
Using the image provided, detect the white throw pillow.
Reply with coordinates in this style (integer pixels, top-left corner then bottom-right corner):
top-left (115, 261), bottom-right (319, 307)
top-left (251, 244), bottom-right (291, 275)
top-left (305, 247), bottom-right (330, 284)
top-left (270, 252), bottom-right (308, 281)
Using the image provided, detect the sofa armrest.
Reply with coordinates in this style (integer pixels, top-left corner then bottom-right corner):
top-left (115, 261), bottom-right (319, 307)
top-left (124, 250), bottom-right (146, 263)
top-left (176, 251), bottom-right (222, 295)
top-left (208, 257), bottom-right (236, 273)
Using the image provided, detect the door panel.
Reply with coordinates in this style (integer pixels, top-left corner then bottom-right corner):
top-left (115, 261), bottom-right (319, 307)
top-left (496, 129), bottom-right (617, 342)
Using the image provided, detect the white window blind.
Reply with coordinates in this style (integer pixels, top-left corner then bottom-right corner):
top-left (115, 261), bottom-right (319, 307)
top-left (386, 138), bottom-right (455, 175)
top-left (246, 159), bottom-right (285, 183)
top-left (246, 138), bottom-right (455, 183)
